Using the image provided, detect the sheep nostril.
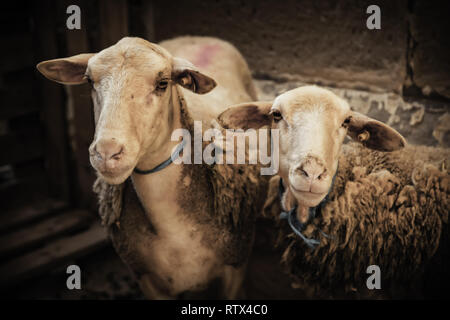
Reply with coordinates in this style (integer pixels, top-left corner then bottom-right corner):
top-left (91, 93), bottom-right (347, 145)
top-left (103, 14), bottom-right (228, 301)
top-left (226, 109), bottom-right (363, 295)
top-left (93, 140), bottom-right (124, 162)
top-left (301, 169), bottom-right (309, 178)
top-left (92, 146), bottom-right (102, 160)
top-left (318, 170), bottom-right (328, 180)
top-left (110, 147), bottom-right (124, 160)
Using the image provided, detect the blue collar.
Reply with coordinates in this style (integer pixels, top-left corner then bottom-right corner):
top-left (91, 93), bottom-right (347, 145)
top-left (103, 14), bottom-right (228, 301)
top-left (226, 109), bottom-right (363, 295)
top-left (133, 139), bottom-right (187, 175)
top-left (279, 167), bottom-right (337, 249)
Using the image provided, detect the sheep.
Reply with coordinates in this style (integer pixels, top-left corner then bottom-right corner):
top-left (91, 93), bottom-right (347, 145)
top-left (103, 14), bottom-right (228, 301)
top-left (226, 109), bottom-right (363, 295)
top-left (217, 85), bottom-right (449, 298)
top-left (265, 143), bottom-right (449, 298)
top-left (37, 36), bottom-right (268, 299)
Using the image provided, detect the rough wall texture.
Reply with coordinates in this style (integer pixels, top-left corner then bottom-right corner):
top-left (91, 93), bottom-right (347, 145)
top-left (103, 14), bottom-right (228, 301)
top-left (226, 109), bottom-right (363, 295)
top-left (154, 0), bottom-right (450, 98)
top-left (155, 0), bottom-right (408, 93)
top-left (255, 79), bottom-right (449, 148)
top-left (153, 0), bottom-right (450, 147)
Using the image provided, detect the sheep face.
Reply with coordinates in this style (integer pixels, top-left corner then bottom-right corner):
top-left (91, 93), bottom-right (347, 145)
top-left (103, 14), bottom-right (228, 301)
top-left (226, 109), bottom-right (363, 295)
top-left (218, 86), bottom-right (406, 208)
top-left (37, 37), bottom-right (216, 184)
top-left (271, 86), bottom-right (350, 207)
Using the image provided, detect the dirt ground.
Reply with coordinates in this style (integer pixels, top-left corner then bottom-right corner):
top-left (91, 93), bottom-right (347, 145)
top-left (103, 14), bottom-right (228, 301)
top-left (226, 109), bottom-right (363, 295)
top-left (8, 246), bottom-right (144, 300)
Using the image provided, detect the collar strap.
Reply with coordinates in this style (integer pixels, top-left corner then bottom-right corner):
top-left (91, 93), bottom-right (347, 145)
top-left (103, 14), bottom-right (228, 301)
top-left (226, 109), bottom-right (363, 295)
top-left (278, 165), bottom-right (337, 249)
top-left (279, 206), bottom-right (320, 249)
top-left (134, 139), bottom-right (187, 175)
top-left (279, 179), bottom-right (325, 249)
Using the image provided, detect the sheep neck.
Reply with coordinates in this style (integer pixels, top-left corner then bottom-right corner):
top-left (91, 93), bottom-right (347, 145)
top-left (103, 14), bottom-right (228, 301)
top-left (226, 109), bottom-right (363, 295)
top-left (130, 85), bottom-right (196, 235)
top-left (279, 167), bottom-right (338, 248)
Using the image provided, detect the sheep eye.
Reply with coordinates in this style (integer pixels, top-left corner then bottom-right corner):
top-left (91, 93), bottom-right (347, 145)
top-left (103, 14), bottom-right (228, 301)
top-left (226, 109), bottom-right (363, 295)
top-left (157, 80), bottom-right (169, 90)
top-left (272, 110), bottom-right (282, 122)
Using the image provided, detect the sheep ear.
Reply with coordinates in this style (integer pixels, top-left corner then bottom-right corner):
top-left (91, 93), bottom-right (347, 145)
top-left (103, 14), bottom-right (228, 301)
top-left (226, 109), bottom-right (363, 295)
top-left (36, 53), bottom-right (95, 85)
top-left (217, 101), bottom-right (273, 130)
top-left (172, 57), bottom-right (217, 94)
top-left (347, 111), bottom-right (406, 151)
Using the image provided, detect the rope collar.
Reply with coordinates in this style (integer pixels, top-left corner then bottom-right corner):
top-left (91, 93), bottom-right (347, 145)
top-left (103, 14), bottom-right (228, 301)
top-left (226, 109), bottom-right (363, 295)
top-left (279, 166), bottom-right (337, 249)
top-left (133, 139), bottom-right (187, 175)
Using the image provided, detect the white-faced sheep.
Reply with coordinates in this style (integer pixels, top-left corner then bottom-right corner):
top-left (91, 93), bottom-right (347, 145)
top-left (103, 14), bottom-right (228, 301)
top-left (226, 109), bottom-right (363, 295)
top-left (37, 36), bottom-right (268, 299)
top-left (218, 85), bottom-right (449, 298)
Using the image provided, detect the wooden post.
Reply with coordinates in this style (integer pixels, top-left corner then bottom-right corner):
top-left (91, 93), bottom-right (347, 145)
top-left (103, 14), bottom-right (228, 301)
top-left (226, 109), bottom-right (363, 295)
top-left (98, 0), bottom-right (129, 49)
top-left (32, 1), bottom-right (71, 202)
top-left (128, 0), bottom-right (156, 42)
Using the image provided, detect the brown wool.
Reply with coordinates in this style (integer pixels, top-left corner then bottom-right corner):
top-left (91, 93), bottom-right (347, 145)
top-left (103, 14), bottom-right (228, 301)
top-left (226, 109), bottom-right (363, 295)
top-left (264, 142), bottom-right (449, 298)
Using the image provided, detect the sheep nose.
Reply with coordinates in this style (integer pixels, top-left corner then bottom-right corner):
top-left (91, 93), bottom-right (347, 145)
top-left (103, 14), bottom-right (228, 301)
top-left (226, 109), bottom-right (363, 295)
top-left (94, 139), bottom-right (124, 162)
top-left (296, 158), bottom-right (327, 181)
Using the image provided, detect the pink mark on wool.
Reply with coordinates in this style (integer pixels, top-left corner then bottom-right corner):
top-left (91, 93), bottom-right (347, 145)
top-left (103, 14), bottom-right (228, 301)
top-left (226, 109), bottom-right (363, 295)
top-left (193, 44), bottom-right (222, 68)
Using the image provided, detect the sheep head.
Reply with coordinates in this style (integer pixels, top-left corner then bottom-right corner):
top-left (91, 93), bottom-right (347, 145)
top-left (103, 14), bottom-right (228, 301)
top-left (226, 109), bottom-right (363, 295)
top-left (218, 86), bottom-right (406, 215)
top-left (37, 37), bottom-right (216, 184)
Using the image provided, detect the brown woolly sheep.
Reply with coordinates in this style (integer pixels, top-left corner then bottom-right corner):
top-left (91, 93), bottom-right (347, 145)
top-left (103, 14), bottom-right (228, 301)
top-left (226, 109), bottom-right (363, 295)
top-left (264, 143), bottom-right (449, 298)
top-left (218, 85), bottom-right (449, 298)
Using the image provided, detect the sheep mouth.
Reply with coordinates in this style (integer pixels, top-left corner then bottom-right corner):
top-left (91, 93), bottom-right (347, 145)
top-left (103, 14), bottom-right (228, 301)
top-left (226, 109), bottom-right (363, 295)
top-left (289, 185), bottom-right (324, 197)
top-left (96, 165), bottom-right (134, 185)
top-left (289, 185), bottom-right (328, 206)
top-left (100, 169), bottom-right (123, 177)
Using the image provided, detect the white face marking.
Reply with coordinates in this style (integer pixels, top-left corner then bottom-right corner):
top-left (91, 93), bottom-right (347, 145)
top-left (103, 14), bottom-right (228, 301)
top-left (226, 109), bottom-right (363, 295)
top-left (289, 106), bottom-right (326, 163)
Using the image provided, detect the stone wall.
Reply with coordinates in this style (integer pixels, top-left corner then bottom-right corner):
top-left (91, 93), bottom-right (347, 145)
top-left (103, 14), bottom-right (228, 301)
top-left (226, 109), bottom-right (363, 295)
top-left (255, 79), bottom-right (449, 147)
top-left (153, 0), bottom-right (450, 146)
